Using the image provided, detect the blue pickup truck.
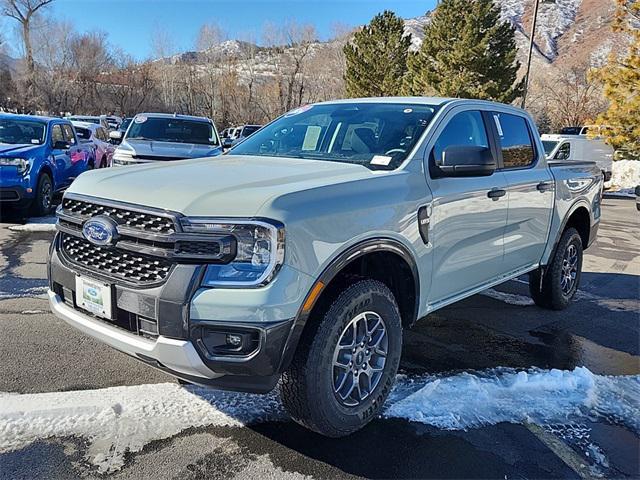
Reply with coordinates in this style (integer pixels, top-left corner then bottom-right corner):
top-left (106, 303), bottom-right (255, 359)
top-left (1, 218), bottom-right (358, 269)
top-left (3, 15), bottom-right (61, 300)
top-left (0, 114), bottom-right (95, 216)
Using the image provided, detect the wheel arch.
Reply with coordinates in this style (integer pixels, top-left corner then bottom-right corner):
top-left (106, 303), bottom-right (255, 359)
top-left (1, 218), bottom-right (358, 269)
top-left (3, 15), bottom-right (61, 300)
top-left (278, 238), bottom-right (420, 372)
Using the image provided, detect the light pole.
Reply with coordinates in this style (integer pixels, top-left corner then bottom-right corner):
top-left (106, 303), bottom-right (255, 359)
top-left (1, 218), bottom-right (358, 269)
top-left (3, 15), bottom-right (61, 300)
top-left (521, 0), bottom-right (540, 109)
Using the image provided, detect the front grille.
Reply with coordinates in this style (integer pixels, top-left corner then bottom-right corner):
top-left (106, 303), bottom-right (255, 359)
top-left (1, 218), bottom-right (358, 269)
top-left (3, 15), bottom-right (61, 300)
top-left (61, 234), bottom-right (172, 284)
top-left (175, 240), bottom-right (222, 256)
top-left (62, 198), bottom-right (176, 235)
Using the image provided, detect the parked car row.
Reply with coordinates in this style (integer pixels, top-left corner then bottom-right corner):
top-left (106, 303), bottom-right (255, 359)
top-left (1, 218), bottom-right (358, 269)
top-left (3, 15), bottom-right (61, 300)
top-left (220, 124), bottom-right (263, 148)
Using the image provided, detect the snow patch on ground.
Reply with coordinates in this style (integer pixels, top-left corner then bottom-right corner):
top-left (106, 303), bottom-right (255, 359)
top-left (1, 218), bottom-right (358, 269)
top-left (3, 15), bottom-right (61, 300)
top-left (607, 160), bottom-right (640, 195)
top-left (2, 368), bottom-right (638, 473)
top-left (0, 383), bottom-right (285, 473)
top-left (480, 288), bottom-right (535, 306)
top-left (386, 367), bottom-right (640, 433)
top-left (8, 216), bottom-right (57, 232)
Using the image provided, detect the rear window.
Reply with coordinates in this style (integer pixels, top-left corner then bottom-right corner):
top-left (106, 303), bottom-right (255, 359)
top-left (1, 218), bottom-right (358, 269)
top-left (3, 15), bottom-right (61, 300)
top-left (493, 113), bottom-right (535, 169)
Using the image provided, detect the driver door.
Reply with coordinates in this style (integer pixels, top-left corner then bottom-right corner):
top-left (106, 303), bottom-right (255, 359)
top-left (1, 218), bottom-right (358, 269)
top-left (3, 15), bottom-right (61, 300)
top-left (424, 109), bottom-right (508, 305)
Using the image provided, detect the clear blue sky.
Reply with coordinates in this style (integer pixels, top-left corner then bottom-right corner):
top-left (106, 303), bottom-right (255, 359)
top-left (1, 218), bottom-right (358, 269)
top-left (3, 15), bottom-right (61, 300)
top-left (35, 0), bottom-right (436, 60)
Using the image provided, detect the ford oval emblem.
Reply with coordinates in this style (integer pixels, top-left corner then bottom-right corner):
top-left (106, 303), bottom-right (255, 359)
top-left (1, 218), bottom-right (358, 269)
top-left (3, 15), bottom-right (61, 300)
top-left (82, 215), bottom-right (118, 246)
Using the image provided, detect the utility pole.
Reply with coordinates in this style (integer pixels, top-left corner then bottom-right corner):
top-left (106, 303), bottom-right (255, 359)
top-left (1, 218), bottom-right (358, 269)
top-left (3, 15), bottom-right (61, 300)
top-left (521, 0), bottom-right (540, 109)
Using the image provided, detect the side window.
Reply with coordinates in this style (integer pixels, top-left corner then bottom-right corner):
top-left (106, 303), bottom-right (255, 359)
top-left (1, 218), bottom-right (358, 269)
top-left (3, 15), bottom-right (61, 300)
top-left (554, 142), bottom-right (570, 160)
top-left (97, 128), bottom-right (106, 141)
top-left (493, 113), bottom-right (535, 168)
top-left (62, 124), bottom-right (76, 145)
top-left (51, 125), bottom-right (64, 146)
top-left (432, 110), bottom-right (489, 163)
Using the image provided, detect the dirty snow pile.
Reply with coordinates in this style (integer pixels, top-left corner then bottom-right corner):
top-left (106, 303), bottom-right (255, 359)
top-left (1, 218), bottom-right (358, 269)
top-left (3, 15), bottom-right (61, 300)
top-left (385, 367), bottom-right (640, 433)
top-left (0, 383), bottom-right (285, 473)
top-left (8, 216), bottom-right (57, 232)
top-left (607, 160), bottom-right (640, 196)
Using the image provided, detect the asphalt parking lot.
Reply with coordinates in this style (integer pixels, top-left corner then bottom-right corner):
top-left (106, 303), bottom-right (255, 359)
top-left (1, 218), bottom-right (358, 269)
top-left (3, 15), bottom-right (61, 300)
top-left (0, 198), bottom-right (638, 480)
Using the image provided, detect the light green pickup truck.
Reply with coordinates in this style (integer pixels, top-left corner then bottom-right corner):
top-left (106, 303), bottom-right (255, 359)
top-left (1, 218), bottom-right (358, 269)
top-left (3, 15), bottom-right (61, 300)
top-left (48, 97), bottom-right (603, 436)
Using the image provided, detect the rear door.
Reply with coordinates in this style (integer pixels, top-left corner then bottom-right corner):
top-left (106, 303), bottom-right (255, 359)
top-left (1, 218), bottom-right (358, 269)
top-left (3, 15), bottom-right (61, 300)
top-left (50, 123), bottom-right (73, 187)
top-left (62, 123), bottom-right (86, 178)
top-left (425, 108), bottom-right (509, 304)
top-left (491, 111), bottom-right (554, 273)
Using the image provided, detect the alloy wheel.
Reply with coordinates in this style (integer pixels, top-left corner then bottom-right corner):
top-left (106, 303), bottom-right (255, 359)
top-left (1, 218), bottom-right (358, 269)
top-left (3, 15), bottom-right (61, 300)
top-left (332, 311), bottom-right (388, 407)
top-left (561, 243), bottom-right (578, 294)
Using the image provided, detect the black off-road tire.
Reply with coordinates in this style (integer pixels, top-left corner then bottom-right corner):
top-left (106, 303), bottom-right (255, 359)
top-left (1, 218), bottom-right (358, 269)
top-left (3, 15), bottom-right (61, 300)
top-left (31, 173), bottom-right (53, 217)
top-left (279, 279), bottom-right (402, 437)
top-left (529, 227), bottom-right (583, 310)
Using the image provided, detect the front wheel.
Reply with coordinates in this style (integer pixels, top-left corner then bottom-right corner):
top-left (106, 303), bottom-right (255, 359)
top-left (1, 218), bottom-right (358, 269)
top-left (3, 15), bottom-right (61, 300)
top-left (529, 227), bottom-right (583, 310)
top-left (280, 279), bottom-right (402, 437)
top-left (31, 173), bottom-right (53, 217)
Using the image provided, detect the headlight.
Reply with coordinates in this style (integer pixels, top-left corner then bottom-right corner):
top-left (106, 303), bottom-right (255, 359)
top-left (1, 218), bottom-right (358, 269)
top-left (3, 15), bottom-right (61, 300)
top-left (180, 218), bottom-right (285, 287)
top-left (0, 157), bottom-right (29, 174)
top-left (112, 150), bottom-right (133, 165)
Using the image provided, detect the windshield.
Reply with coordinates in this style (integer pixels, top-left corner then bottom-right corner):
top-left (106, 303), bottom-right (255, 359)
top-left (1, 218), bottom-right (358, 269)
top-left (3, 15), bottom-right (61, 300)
top-left (126, 116), bottom-right (218, 146)
top-left (542, 140), bottom-right (559, 156)
top-left (0, 119), bottom-right (46, 145)
top-left (119, 118), bottom-right (132, 131)
top-left (231, 103), bottom-right (438, 170)
top-left (241, 125), bottom-right (261, 137)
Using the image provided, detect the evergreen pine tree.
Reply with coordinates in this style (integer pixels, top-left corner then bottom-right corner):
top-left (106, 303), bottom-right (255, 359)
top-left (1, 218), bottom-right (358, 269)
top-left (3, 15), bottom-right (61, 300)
top-left (405, 0), bottom-right (523, 103)
top-left (343, 10), bottom-right (411, 97)
top-left (591, 0), bottom-right (640, 158)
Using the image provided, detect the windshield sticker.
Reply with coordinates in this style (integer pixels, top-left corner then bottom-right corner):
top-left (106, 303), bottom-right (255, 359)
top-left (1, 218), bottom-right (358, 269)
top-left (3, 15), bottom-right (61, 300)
top-left (31, 139), bottom-right (40, 144)
top-left (284, 104), bottom-right (313, 117)
top-left (403, 108), bottom-right (413, 114)
top-left (134, 115), bottom-right (147, 124)
top-left (302, 126), bottom-right (322, 151)
top-left (493, 114), bottom-right (504, 137)
top-left (370, 155), bottom-right (392, 166)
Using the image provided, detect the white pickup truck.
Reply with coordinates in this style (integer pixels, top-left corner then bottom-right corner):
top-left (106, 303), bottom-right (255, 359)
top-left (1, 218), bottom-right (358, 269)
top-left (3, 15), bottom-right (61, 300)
top-left (48, 97), bottom-right (603, 437)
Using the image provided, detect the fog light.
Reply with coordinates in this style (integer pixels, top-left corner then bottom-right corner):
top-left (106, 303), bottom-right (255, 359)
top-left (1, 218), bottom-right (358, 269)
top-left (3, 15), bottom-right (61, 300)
top-left (226, 334), bottom-right (242, 347)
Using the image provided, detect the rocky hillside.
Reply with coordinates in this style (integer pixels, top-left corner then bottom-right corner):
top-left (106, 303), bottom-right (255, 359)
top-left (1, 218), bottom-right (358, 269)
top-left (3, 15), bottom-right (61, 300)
top-left (407, 0), bottom-right (621, 69)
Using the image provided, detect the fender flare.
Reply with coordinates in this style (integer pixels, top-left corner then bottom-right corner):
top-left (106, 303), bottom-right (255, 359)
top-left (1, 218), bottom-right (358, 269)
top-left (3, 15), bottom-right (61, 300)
top-left (277, 238), bottom-right (420, 372)
top-left (546, 199), bottom-right (593, 266)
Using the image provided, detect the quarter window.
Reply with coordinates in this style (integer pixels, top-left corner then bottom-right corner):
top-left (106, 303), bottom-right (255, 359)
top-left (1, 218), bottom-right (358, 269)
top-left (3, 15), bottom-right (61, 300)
top-left (493, 113), bottom-right (535, 168)
top-left (432, 110), bottom-right (489, 163)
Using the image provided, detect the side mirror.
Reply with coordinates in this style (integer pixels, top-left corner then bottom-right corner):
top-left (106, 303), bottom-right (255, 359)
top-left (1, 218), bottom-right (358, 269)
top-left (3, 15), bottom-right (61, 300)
top-left (109, 130), bottom-right (123, 144)
top-left (222, 137), bottom-right (234, 149)
top-left (53, 140), bottom-right (70, 150)
top-left (433, 145), bottom-right (496, 178)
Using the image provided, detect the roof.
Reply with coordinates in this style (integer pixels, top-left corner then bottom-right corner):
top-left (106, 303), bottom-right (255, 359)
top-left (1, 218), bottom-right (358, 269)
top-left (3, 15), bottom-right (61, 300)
top-left (0, 113), bottom-right (63, 123)
top-left (68, 115), bottom-right (103, 120)
top-left (135, 113), bottom-right (213, 123)
top-left (318, 96), bottom-right (455, 106)
top-left (70, 120), bottom-right (100, 130)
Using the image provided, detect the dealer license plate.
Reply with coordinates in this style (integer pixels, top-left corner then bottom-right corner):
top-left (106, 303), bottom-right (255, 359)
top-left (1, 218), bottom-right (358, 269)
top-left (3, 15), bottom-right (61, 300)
top-left (75, 276), bottom-right (112, 319)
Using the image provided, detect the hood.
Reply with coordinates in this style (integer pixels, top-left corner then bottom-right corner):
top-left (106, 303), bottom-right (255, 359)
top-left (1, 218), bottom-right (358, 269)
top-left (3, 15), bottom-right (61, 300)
top-left (123, 139), bottom-right (220, 159)
top-left (0, 143), bottom-right (41, 156)
top-left (68, 155), bottom-right (375, 217)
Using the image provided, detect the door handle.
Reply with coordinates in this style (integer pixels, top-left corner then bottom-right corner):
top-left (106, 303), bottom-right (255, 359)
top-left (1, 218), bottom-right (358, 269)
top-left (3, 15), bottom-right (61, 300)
top-left (487, 188), bottom-right (506, 200)
top-left (537, 181), bottom-right (554, 192)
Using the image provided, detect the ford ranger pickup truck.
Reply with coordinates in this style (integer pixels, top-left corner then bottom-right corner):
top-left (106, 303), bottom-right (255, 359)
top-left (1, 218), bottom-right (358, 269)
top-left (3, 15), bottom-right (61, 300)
top-left (1, 114), bottom-right (95, 215)
top-left (48, 98), bottom-right (602, 437)
top-left (110, 113), bottom-right (222, 166)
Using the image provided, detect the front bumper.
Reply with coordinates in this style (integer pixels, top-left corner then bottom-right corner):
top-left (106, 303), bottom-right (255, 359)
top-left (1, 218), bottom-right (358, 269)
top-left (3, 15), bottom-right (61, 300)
top-left (48, 236), bottom-right (306, 393)
top-left (0, 186), bottom-right (28, 203)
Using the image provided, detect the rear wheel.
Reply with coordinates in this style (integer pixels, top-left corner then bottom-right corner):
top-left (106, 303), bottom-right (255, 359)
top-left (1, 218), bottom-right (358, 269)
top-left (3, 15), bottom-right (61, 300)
top-left (31, 173), bottom-right (53, 217)
top-left (280, 279), bottom-right (402, 437)
top-left (529, 227), bottom-right (583, 310)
